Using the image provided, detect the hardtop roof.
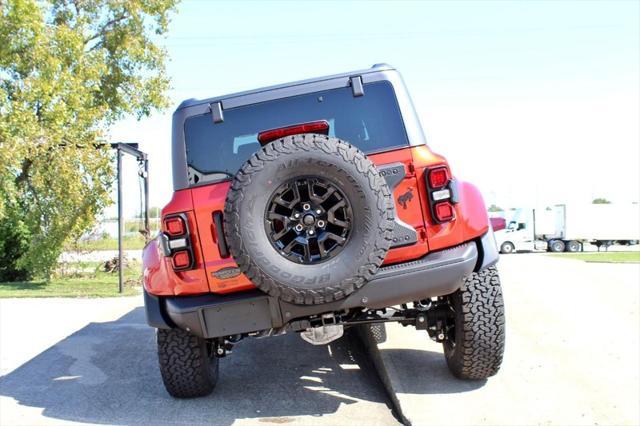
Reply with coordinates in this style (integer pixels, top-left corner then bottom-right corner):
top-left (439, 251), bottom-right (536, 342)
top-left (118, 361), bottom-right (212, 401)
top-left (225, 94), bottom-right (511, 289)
top-left (175, 63), bottom-right (395, 111)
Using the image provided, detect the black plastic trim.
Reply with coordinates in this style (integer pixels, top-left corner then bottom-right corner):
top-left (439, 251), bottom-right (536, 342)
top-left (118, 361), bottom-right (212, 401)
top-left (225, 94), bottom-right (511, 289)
top-left (143, 289), bottom-right (172, 329)
top-left (476, 226), bottom-right (500, 271)
top-left (212, 211), bottom-right (230, 258)
top-left (164, 290), bottom-right (273, 338)
top-left (350, 76), bottom-right (364, 97)
top-left (157, 241), bottom-right (479, 338)
top-left (210, 102), bottom-right (224, 123)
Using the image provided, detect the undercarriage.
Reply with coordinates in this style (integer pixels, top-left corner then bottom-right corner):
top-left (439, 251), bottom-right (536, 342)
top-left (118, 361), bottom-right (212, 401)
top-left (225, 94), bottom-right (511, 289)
top-left (211, 298), bottom-right (455, 357)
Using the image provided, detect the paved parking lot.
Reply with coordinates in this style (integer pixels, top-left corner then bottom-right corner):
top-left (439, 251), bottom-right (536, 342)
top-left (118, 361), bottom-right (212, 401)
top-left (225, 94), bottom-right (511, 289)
top-left (364, 253), bottom-right (640, 425)
top-left (0, 299), bottom-right (397, 425)
top-left (0, 253), bottom-right (638, 425)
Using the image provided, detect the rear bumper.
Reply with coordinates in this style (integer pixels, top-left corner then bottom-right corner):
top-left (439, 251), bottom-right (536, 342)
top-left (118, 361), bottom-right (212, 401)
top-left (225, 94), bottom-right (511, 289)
top-left (144, 232), bottom-right (498, 338)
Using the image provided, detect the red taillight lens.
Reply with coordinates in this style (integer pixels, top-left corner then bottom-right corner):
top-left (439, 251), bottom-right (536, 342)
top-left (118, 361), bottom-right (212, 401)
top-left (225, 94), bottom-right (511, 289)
top-left (258, 120), bottom-right (330, 145)
top-left (435, 202), bottom-right (455, 222)
top-left (172, 251), bottom-right (191, 269)
top-left (428, 167), bottom-right (450, 188)
top-left (164, 216), bottom-right (186, 236)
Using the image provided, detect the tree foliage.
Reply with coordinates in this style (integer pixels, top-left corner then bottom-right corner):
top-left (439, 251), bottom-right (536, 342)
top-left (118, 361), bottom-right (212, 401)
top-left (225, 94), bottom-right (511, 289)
top-left (592, 198), bottom-right (611, 204)
top-left (0, 0), bottom-right (177, 279)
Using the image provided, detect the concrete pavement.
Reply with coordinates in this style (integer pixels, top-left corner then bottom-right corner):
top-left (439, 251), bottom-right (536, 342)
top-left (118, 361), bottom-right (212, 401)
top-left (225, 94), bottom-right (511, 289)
top-left (360, 254), bottom-right (640, 425)
top-left (0, 297), bottom-right (398, 425)
top-left (1, 254), bottom-right (638, 425)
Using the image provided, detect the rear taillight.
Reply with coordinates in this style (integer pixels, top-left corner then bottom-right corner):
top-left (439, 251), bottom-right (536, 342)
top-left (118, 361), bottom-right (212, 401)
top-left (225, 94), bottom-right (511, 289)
top-left (257, 120), bottom-right (330, 145)
top-left (162, 213), bottom-right (195, 271)
top-left (171, 250), bottom-right (192, 270)
top-left (428, 167), bottom-right (449, 188)
top-left (164, 216), bottom-right (186, 236)
top-left (425, 165), bottom-right (456, 223)
top-left (434, 201), bottom-right (455, 222)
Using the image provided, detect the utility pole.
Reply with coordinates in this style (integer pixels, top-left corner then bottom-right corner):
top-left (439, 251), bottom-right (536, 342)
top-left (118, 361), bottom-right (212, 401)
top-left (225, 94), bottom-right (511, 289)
top-left (116, 147), bottom-right (124, 294)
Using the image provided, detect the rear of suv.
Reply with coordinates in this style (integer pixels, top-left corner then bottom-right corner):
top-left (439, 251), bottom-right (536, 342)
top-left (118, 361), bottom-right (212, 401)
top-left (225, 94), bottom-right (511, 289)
top-left (143, 64), bottom-right (505, 398)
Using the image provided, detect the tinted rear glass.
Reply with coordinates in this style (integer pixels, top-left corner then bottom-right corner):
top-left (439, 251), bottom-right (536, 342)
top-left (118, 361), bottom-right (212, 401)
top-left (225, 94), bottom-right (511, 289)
top-left (184, 81), bottom-right (408, 178)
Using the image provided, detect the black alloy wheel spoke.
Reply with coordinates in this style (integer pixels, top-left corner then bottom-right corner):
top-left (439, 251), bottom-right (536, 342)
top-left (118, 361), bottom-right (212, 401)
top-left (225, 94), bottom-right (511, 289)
top-left (265, 177), bottom-right (352, 264)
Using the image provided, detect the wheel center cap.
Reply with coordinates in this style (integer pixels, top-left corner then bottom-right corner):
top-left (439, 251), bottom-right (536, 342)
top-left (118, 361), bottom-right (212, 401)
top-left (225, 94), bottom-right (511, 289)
top-left (303, 214), bottom-right (315, 225)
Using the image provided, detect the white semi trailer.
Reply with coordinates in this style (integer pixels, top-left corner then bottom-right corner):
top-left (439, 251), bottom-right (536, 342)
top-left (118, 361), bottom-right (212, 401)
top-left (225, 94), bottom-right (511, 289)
top-left (494, 204), bottom-right (640, 253)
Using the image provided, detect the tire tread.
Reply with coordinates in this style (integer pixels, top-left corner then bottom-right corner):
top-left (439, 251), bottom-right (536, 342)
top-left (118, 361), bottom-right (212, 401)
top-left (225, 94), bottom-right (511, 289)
top-left (445, 266), bottom-right (505, 379)
top-left (157, 328), bottom-right (218, 398)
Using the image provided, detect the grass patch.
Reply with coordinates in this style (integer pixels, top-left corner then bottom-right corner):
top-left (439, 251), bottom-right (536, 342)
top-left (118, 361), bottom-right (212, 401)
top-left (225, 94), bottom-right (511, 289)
top-left (549, 252), bottom-right (640, 263)
top-left (0, 261), bottom-right (141, 298)
top-left (65, 235), bottom-right (147, 251)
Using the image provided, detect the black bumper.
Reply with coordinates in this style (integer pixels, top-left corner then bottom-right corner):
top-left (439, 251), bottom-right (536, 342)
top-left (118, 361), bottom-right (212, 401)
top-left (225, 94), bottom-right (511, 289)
top-left (144, 232), bottom-right (499, 339)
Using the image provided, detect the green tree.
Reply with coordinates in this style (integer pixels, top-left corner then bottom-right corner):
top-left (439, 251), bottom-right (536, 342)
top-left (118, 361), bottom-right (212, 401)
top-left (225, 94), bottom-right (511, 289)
top-left (592, 198), bottom-right (611, 204)
top-left (0, 0), bottom-right (177, 279)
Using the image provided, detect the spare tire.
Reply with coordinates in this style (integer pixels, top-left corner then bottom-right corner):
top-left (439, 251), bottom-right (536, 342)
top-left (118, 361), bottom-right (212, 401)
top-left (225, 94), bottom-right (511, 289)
top-left (224, 134), bottom-right (394, 305)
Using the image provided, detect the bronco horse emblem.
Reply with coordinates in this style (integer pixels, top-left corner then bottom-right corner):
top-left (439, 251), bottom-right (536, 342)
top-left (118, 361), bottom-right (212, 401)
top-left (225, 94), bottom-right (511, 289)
top-left (397, 187), bottom-right (414, 209)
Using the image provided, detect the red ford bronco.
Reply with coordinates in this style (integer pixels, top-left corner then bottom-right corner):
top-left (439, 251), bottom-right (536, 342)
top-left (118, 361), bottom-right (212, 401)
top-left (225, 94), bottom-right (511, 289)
top-left (143, 64), bottom-right (505, 398)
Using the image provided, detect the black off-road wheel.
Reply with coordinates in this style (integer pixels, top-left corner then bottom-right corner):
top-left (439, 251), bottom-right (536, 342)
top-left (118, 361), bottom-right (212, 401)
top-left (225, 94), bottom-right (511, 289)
top-left (443, 266), bottom-right (505, 379)
top-left (224, 134), bottom-right (394, 305)
top-left (157, 328), bottom-right (219, 398)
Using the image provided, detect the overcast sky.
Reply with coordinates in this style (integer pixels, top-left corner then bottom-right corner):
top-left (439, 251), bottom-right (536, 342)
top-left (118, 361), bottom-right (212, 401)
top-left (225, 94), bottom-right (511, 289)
top-left (108, 0), bottom-right (640, 218)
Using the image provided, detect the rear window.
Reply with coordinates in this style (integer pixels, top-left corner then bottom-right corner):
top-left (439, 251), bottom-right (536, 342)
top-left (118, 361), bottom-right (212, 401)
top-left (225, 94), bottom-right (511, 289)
top-left (184, 81), bottom-right (408, 179)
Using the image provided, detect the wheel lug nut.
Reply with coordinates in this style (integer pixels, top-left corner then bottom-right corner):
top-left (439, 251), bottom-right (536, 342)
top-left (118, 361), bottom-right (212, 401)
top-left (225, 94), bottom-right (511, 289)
top-left (317, 220), bottom-right (325, 227)
top-left (316, 209), bottom-right (321, 214)
top-left (295, 224), bottom-right (303, 232)
top-left (309, 230), bottom-right (315, 235)
top-left (294, 213), bottom-right (300, 219)
top-left (303, 203), bottom-right (310, 211)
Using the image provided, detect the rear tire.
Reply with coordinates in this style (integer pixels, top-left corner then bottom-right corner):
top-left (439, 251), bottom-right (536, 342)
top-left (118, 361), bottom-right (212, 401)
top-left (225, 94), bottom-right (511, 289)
top-left (548, 239), bottom-right (565, 253)
top-left (443, 266), bottom-right (505, 379)
top-left (565, 240), bottom-right (581, 252)
top-left (157, 328), bottom-right (219, 398)
top-left (499, 241), bottom-right (515, 254)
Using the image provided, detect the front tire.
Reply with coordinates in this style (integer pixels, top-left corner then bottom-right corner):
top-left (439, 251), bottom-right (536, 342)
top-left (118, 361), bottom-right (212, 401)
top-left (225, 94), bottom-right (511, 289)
top-left (157, 328), bottom-right (219, 398)
top-left (500, 241), bottom-right (515, 254)
top-left (443, 266), bottom-right (505, 379)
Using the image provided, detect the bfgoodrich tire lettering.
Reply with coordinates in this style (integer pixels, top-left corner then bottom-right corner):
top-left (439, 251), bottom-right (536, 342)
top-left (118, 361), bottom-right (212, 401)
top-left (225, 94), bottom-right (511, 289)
top-left (224, 134), bottom-right (395, 305)
top-left (157, 328), bottom-right (219, 398)
top-left (443, 266), bottom-right (505, 379)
